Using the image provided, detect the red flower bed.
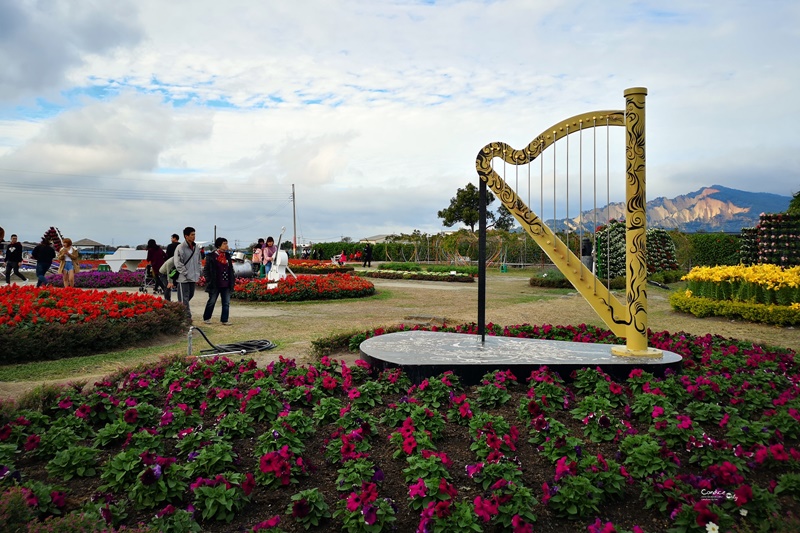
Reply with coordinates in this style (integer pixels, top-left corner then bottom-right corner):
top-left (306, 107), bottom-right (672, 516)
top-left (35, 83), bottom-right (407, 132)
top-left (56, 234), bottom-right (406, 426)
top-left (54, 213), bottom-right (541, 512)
top-left (232, 273), bottom-right (375, 302)
top-left (0, 286), bottom-right (187, 363)
top-left (0, 286), bottom-right (164, 330)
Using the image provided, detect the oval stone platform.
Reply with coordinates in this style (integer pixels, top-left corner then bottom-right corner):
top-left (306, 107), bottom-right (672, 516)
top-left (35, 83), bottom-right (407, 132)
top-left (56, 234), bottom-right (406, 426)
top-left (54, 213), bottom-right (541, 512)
top-left (360, 330), bottom-right (682, 385)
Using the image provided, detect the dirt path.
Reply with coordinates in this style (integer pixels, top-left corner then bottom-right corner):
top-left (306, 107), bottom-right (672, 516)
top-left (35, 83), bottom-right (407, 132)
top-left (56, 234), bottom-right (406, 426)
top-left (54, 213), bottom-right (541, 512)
top-left (1, 274), bottom-right (797, 400)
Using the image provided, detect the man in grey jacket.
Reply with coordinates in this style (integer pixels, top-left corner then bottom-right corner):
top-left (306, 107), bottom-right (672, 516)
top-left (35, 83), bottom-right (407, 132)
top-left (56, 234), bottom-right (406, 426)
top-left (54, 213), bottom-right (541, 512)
top-left (174, 226), bottom-right (202, 320)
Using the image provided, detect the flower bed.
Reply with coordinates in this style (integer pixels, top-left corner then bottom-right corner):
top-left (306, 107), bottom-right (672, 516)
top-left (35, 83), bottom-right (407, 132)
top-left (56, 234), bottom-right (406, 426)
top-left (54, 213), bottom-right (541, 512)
top-left (360, 270), bottom-right (475, 283)
top-left (232, 273), bottom-right (375, 302)
top-left (0, 286), bottom-right (187, 363)
top-left (288, 259), bottom-right (355, 275)
top-left (682, 265), bottom-right (800, 305)
top-left (0, 324), bottom-right (798, 532)
top-left (670, 291), bottom-right (800, 327)
top-left (44, 270), bottom-right (145, 289)
top-left (672, 265), bottom-right (800, 326)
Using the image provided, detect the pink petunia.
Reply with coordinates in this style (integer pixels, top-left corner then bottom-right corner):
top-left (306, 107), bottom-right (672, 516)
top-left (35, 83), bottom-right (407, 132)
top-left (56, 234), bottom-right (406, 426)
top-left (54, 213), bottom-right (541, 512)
top-left (473, 496), bottom-right (498, 522)
top-left (409, 478), bottom-right (427, 498)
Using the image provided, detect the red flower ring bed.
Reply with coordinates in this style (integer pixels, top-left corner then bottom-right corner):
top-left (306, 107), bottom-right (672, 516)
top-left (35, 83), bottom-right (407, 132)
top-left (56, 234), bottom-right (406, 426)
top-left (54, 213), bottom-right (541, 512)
top-left (0, 286), bottom-right (187, 364)
top-left (0, 324), bottom-right (798, 533)
top-left (232, 273), bottom-right (375, 302)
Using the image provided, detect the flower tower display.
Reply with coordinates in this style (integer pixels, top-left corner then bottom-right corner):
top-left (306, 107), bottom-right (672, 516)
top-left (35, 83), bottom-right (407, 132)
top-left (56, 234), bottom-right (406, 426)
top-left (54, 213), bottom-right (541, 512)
top-left (41, 226), bottom-right (64, 251)
top-left (595, 221), bottom-right (678, 279)
top-left (757, 213), bottom-right (800, 267)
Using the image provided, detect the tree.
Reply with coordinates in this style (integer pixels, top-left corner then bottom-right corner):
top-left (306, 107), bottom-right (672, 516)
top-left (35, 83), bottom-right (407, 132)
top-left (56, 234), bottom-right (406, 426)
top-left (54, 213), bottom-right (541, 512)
top-left (788, 191), bottom-right (800, 215)
top-left (438, 182), bottom-right (502, 232)
top-left (494, 205), bottom-right (516, 232)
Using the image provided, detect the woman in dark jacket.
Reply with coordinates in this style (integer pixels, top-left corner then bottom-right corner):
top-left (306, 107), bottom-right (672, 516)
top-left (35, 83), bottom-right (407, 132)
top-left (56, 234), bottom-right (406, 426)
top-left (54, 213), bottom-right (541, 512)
top-left (145, 239), bottom-right (167, 294)
top-left (202, 237), bottom-right (236, 325)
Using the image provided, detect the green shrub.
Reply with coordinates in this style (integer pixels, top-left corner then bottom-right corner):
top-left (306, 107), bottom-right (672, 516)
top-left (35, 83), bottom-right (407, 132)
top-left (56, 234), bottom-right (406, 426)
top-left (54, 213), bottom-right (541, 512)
top-left (670, 291), bottom-right (800, 326)
top-left (0, 303), bottom-right (187, 365)
top-left (528, 270), bottom-right (572, 289)
top-left (688, 233), bottom-right (740, 266)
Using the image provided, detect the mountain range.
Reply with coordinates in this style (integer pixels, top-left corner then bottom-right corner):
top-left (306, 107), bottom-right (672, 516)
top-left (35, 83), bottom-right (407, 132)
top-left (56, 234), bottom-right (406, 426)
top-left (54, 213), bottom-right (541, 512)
top-left (549, 185), bottom-right (792, 233)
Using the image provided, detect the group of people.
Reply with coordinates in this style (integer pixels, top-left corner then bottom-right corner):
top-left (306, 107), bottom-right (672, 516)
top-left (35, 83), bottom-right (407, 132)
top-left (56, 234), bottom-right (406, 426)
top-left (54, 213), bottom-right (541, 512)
top-left (3, 233), bottom-right (81, 288)
top-left (2, 227), bottom-right (238, 326)
top-left (145, 227), bottom-right (233, 325)
top-left (250, 236), bottom-right (277, 278)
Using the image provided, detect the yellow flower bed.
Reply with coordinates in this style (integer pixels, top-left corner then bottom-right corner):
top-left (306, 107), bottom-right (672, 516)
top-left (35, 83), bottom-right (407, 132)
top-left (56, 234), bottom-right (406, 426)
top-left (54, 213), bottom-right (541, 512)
top-left (682, 264), bottom-right (800, 291)
top-left (681, 264), bottom-right (800, 306)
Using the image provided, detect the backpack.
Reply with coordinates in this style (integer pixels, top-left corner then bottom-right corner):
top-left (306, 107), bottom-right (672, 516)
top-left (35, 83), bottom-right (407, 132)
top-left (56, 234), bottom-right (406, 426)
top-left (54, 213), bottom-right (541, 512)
top-left (159, 257), bottom-right (179, 279)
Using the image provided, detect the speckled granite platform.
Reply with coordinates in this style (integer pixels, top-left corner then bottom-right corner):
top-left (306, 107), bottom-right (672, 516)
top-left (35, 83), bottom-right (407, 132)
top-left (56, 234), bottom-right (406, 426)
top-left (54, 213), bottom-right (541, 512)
top-left (360, 330), bottom-right (682, 385)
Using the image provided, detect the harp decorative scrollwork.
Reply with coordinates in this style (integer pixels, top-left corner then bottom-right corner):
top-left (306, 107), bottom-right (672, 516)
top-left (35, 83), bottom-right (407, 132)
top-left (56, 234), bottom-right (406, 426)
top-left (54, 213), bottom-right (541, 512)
top-left (475, 87), bottom-right (661, 357)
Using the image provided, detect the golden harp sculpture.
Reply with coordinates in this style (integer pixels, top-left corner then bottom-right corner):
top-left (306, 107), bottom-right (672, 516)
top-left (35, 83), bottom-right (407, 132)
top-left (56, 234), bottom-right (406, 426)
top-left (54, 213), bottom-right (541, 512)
top-left (475, 88), bottom-right (661, 357)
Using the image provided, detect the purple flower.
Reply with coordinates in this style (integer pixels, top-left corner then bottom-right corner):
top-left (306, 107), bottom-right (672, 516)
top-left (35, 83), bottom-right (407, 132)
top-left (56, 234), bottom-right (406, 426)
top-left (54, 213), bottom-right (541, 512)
top-left (362, 504), bottom-right (377, 525)
top-left (292, 498), bottom-right (311, 518)
top-left (140, 466), bottom-right (160, 486)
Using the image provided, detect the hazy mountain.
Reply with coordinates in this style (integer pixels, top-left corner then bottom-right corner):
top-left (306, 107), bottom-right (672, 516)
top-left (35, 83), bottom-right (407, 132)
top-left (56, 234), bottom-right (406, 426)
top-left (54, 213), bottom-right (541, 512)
top-left (550, 185), bottom-right (792, 233)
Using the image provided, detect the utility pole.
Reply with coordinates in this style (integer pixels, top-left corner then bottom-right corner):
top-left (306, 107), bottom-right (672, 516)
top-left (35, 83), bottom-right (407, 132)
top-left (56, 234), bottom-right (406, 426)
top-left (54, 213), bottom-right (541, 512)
top-left (292, 183), bottom-right (297, 257)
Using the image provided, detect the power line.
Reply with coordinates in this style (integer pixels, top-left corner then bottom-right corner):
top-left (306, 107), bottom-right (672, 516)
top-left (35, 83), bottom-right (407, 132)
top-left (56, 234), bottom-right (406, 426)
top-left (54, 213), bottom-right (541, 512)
top-left (0, 181), bottom-right (289, 202)
top-left (0, 166), bottom-right (289, 202)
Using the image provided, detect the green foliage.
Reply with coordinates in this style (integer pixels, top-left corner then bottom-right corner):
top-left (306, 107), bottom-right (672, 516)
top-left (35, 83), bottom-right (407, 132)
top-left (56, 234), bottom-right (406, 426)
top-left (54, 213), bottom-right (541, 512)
top-left (491, 481), bottom-right (538, 530)
top-left (191, 473), bottom-right (250, 523)
top-left (788, 191), bottom-right (800, 215)
top-left (45, 446), bottom-right (100, 481)
top-left (688, 232), bottom-right (741, 266)
top-left (334, 493), bottom-right (396, 533)
top-left (670, 291), bottom-right (800, 326)
top-left (100, 449), bottom-right (143, 493)
top-left (411, 374), bottom-right (458, 410)
top-left (216, 412), bottom-right (256, 439)
top-left (547, 474), bottom-right (603, 519)
top-left (775, 473), bottom-right (800, 497)
top-left (336, 459), bottom-right (379, 492)
top-left (148, 507), bottom-right (202, 533)
top-left (313, 396), bottom-right (345, 425)
top-left (129, 463), bottom-right (189, 511)
top-left (471, 457), bottom-right (523, 490)
top-left (0, 486), bottom-right (36, 531)
top-left (528, 269), bottom-right (572, 288)
top-left (378, 262), bottom-right (477, 275)
top-left (619, 434), bottom-right (677, 479)
top-left (287, 488), bottom-right (331, 529)
top-left (402, 454), bottom-right (450, 485)
top-left (474, 382), bottom-right (512, 409)
top-left (184, 442), bottom-right (237, 479)
top-left (422, 500), bottom-right (481, 533)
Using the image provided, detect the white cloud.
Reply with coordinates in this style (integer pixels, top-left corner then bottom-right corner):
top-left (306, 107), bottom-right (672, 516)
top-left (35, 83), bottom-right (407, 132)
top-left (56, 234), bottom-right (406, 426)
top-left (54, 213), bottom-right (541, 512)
top-left (0, 0), bottom-right (798, 246)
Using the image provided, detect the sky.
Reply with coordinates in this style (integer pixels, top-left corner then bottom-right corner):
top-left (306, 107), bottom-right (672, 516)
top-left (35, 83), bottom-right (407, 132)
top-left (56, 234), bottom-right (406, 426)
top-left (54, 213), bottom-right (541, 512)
top-left (0, 0), bottom-right (798, 249)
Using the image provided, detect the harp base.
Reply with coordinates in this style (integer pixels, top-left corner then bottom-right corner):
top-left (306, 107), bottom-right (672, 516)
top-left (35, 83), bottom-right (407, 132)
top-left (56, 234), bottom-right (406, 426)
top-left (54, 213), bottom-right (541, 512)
top-left (610, 346), bottom-right (664, 358)
top-left (360, 330), bottom-right (680, 386)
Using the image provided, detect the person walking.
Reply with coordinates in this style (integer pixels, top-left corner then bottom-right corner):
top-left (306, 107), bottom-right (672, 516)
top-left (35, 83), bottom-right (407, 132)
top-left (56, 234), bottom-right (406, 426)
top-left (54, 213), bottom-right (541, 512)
top-left (145, 239), bottom-right (167, 295)
top-left (202, 237), bottom-right (235, 325)
top-left (363, 243), bottom-right (373, 268)
top-left (56, 238), bottom-right (80, 287)
top-left (174, 227), bottom-right (202, 320)
top-left (164, 233), bottom-right (181, 301)
top-left (4, 234), bottom-right (27, 285)
top-left (31, 237), bottom-right (56, 287)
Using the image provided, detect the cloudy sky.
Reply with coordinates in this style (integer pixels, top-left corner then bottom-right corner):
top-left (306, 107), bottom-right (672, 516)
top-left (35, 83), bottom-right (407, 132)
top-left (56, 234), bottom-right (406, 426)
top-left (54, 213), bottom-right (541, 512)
top-left (0, 0), bottom-right (798, 249)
